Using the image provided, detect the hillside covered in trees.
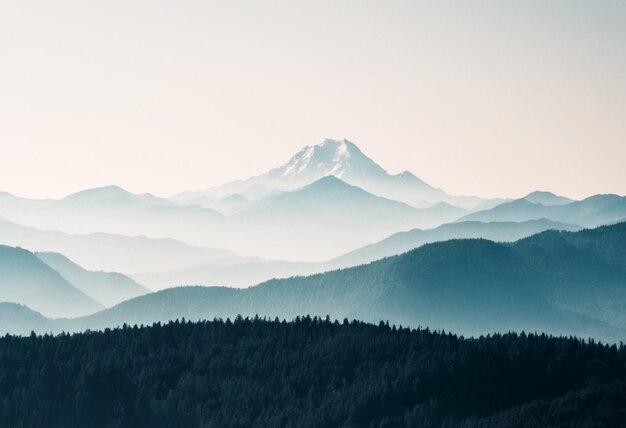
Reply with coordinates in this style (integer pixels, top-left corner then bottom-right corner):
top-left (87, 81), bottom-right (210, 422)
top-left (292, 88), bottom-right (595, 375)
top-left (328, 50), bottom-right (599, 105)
top-left (0, 318), bottom-right (624, 427)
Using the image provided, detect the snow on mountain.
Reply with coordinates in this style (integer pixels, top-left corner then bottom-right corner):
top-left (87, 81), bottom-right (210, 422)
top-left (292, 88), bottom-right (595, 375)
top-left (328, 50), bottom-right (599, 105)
top-left (263, 139), bottom-right (390, 188)
top-left (177, 138), bottom-right (494, 209)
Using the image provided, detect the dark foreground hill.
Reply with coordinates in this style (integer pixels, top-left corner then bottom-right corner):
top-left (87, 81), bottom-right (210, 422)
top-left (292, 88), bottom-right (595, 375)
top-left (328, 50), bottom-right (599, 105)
top-left (0, 318), bottom-right (624, 428)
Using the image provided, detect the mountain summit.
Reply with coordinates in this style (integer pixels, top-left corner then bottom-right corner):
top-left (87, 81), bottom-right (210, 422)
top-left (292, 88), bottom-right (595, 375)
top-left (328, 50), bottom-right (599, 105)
top-left (262, 139), bottom-right (390, 188)
top-left (63, 185), bottom-right (167, 206)
top-left (522, 191), bottom-right (574, 206)
top-left (189, 138), bottom-right (489, 209)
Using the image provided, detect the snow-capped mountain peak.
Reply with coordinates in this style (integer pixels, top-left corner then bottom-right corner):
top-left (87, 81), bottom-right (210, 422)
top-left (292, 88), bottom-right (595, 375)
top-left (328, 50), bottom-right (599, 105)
top-left (183, 138), bottom-right (491, 209)
top-left (264, 138), bottom-right (388, 188)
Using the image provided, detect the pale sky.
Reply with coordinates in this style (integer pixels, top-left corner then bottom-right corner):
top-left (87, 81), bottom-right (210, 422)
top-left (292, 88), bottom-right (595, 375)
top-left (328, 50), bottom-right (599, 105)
top-left (1, 1), bottom-right (624, 200)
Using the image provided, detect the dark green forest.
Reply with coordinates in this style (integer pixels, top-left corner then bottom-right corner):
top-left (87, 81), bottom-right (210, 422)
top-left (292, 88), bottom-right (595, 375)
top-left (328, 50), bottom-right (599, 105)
top-left (0, 318), bottom-right (624, 428)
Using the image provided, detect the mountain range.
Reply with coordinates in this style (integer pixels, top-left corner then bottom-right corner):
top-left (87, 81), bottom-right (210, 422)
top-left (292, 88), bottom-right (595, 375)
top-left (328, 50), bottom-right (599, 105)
top-left (459, 193), bottom-right (626, 227)
top-left (0, 245), bottom-right (104, 318)
top-left (1, 137), bottom-right (625, 340)
top-left (0, 173), bottom-right (475, 260)
top-left (523, 191), bottom-right (574, 206)
top-left (35, 252), bottom-right (149, 307)
top-left (3, 223), bottom-right (626, 343)
top-left (0, 187), bottom-right (225, 250)
top-left (0, 217), bottom-right (235, 273)
top-left (175, 138), bottom-right (502, 210)
top-left (330, 218), bottom-right (582, 268)
top-left (0, 245), bottom-right (150, 317)
top-left (0, 183), bottom-right (471, 262)
top-left (8, 139), bottom-right (622, 263)
top-left (225, 176), bottom-right (469, 258)
top-left (132, 218), bottom-right (580, 290)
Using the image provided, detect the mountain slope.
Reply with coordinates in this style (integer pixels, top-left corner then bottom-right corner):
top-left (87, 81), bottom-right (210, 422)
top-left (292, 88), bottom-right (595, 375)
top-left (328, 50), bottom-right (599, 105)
top-left (227, 176), bottom-right (468, 259)
top-left (511, 224), bottom-right (626, 328)
top-left (460, 194), bottom-right (626, 227)
top-left (263, 138), bottom-right (394, 189)
top-left (0, 175), bottom-right (467, 261)
top-left (0, 186), bottom-right (224, 241)
top-left (134, 219), bottom-right (580, 290)
top-left (104, 223), bottom-right (626, 341)
top-left (130, 257), bottom-right (315, 290)
top-left (330, 219), bottom-right (582, 268)
top-left (234, 176), bottom-right (432, 222)
top-left (0, 245), bottom-right (104, 318)
top-left (62, 185), bottom-right (166, 206)
top-left (458, 199), bottom-right (557, 223)
top-left (1, 319), bottom-right (625, 427)
top-left (0, 303), bottom-right (54, 336)
top-left (183, 138), bottom-right (495, 209)
top-left (36, 252), bottom-right (149, 307)
top-left (523, 191), bottom-right (574, 206)
top-left (0, 217), bottom-right (236, 273)
top-left (8, 223), bottom-right (626, 342)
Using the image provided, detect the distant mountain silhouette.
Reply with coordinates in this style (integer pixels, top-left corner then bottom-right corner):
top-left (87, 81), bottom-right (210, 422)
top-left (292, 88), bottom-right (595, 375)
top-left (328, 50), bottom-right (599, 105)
top-left (0, 186), bottom-right (224, 243)
top-left (62, 185), bottom-right (165, 206)
top-left (0, 303), bottom-right (53, 336)
top-left (0, 217), bottom-right (236, 274)
top-left (0, 141), bottom-right (621, 262)
top-left (523, 191), bottom-right (574, 206)
top-left (134, 219), bottom-right (579, 290)
top-left (130, 256), bottom-right (314, 290)
top-left (36, 252), bottom-right (149, 307)
top-left (176, 139), bottom-right (500, 209)
top-left (234, 176), bottom-right (462, 225)
top-left (0, 245), bottom-right (104, 318)
top-left (460, 194), bottom-right (626, 227)
top-left (0, 175), bottom-right (468, 261)
top-left (227, 176), bottom-right (468, 259)
top-left (330, 219), bottom-right (582, 268)
top-left (5, 223), bottom-right (626, 343)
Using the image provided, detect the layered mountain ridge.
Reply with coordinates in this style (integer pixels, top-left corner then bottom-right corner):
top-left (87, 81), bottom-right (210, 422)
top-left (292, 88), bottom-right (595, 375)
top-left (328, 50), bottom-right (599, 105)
top-left (176, 138), bottom-right (497, 209)
top-left (0, 137), bottom-right (624, 300)
top-left (3, 223), bottom-right (626, 343)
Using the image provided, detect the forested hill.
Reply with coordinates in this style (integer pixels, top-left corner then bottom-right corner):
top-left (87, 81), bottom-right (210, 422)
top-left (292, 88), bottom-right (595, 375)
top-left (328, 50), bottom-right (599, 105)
top-left (79, 223), bottom-right (626, 341)
top-left (0, 318), bottom-right (624, 428)
top-left (3, 223), bottom-right (626, 342)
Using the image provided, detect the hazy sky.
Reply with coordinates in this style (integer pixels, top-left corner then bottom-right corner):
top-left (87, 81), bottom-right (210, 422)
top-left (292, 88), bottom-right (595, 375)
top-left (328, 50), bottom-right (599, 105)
top-left (1, 1), bottom-right (625, 200)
